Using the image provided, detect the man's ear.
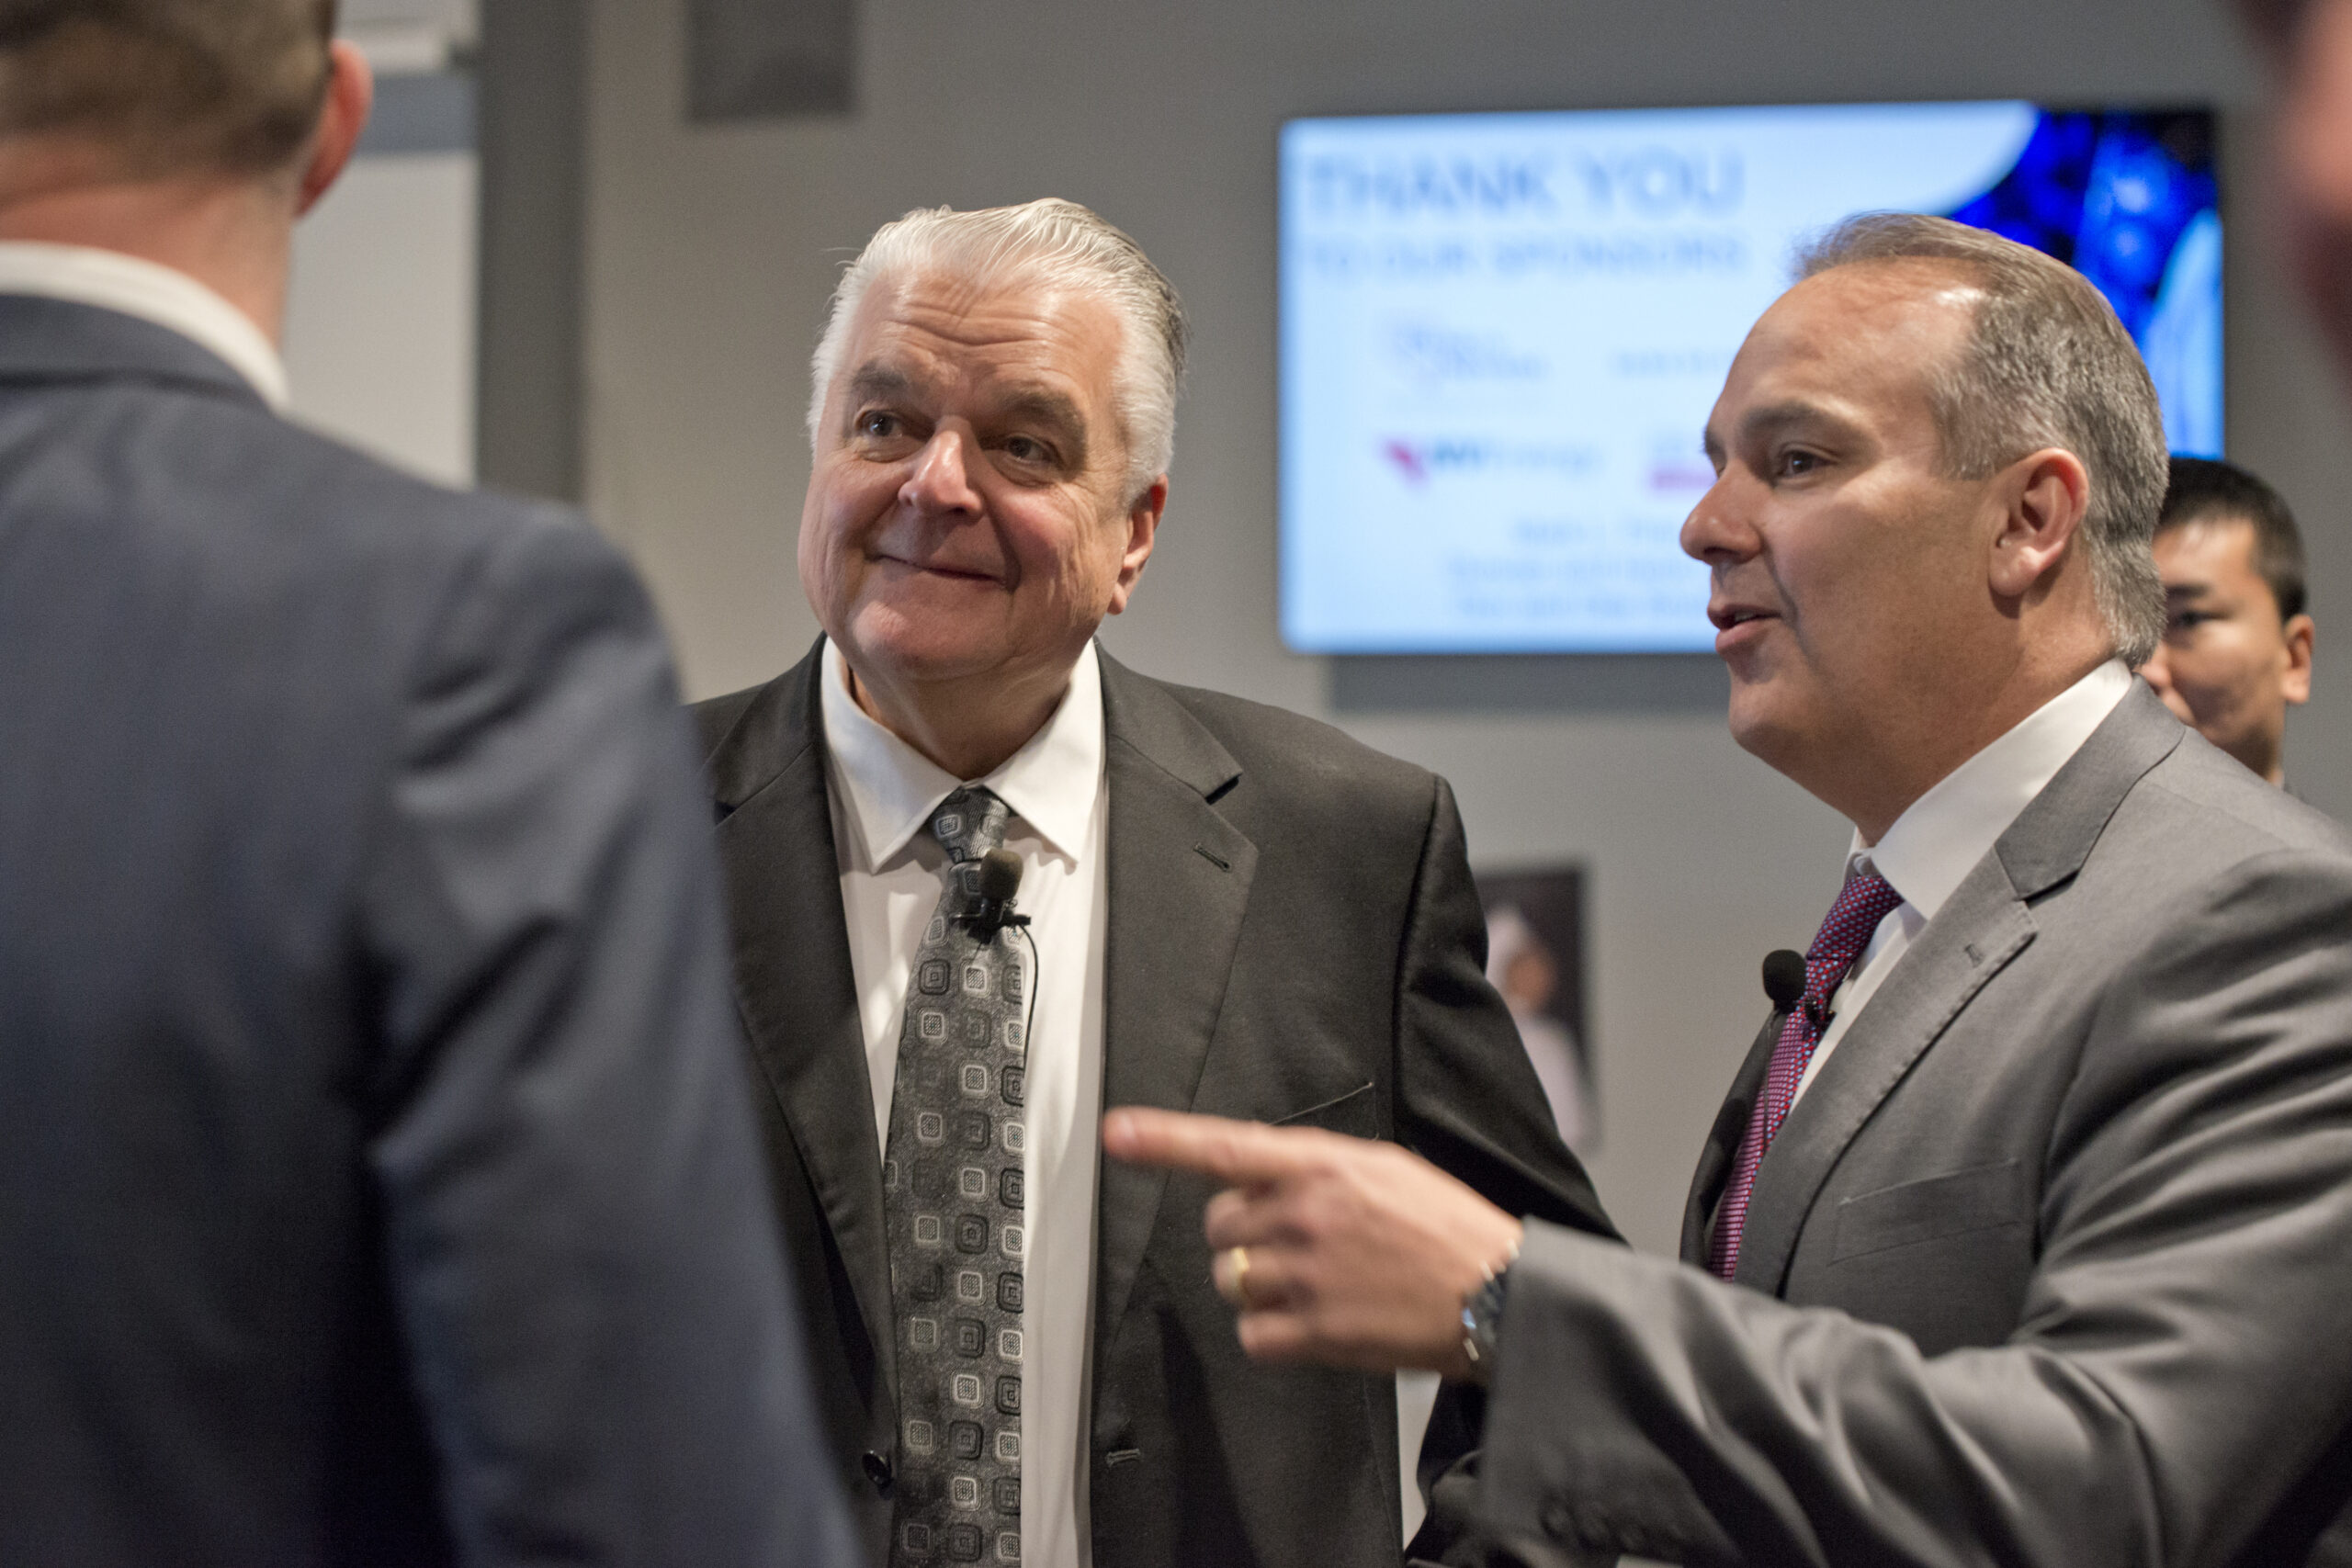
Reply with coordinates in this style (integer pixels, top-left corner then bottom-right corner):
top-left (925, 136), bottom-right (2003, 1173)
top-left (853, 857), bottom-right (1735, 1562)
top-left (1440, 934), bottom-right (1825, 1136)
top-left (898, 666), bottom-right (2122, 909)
top-left (1987, 447), bottom-right (2091, 601)
top-left (1104, 475), bottom-right (1168, 616)
top-left (297, 40), bottom-right (374, 216)
top-left (2285, 612), bottom-right (2317, 705)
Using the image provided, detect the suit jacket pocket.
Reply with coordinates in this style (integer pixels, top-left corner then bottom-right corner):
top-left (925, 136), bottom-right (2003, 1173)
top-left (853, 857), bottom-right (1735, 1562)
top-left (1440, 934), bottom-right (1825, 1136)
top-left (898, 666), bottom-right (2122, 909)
top-left (1832, 1159), bottom-right (2026, 1262)
top-left (1272, 1081), bottom-right (1381, 1140)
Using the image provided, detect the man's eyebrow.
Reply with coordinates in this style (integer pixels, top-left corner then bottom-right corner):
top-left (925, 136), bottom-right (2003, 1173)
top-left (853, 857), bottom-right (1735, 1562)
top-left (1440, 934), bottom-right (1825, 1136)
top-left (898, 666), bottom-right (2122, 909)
top-left (1703, 400), bottom-right (1838, 468)
top-left (844, 364), bottom-right (921, 405)
top-left (1736, 400), bottom-right (1841, 444)
top-left (990, 386), bottom-right (1091, 464)
top-left (992, 386), bottom-right (1085, 430)
top-left (2164, 579), bottom-right (2218, 600)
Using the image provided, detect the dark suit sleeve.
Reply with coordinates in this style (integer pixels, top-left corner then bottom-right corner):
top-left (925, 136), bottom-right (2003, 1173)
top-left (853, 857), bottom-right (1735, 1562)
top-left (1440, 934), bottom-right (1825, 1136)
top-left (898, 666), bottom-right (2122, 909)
top-left (356, 514), bottom-right (857, 1566)
top-left (1393, 777), bottom-right (1614, 1235)
top-left (1476, 850), bottom-right (2352, 1568)
top-left (1392, 775), bottom-right (1617, 1563)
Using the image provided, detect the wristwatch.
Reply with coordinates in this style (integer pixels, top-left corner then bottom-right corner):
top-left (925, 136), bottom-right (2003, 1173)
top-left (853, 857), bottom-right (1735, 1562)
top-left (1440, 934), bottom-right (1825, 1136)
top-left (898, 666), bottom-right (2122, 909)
top-left (1458, 1237), bottom-right (1521, 1386)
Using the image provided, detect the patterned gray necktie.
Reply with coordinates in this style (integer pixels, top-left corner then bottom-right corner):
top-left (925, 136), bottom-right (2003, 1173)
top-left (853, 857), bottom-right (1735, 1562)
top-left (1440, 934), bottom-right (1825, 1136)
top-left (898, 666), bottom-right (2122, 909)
top-left (885, 785), bottom-right (1030, 1566)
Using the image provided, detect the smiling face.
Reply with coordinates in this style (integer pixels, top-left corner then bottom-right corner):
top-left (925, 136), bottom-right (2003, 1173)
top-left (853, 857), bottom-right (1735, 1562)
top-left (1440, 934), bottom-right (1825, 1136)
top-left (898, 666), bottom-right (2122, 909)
top-left (798, 268), bottom-right (1162, 717)
top-left (2141, 516), bottom-right (2313, 784)
top-left (1680, 263), bottom-right (2025, 829)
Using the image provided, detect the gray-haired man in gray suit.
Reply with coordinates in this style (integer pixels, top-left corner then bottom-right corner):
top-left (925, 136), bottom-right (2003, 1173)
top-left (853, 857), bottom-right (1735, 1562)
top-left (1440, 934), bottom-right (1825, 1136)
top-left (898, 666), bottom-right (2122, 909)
top-left (0, 4), bottom-right (852, 1563)
top-left (1110, 214), bottom-right (2352, 1568)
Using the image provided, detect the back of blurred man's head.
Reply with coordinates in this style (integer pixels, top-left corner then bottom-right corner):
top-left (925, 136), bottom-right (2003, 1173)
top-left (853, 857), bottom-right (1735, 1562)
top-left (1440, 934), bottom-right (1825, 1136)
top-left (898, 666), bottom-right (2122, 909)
top-left (0, 0), bottom-right (337, 178)
top-left (2236, 0), bottom-right (2352, 381)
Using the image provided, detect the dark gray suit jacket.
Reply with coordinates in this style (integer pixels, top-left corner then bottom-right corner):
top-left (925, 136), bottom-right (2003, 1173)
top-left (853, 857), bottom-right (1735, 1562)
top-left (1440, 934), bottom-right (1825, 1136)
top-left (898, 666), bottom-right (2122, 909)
top-left (0, 295), bottom-right (854, 1567)
top-left (694, 642), bottom-right (1613, 1568)
top-left (1476, 685), bottom-right (2352, 1567)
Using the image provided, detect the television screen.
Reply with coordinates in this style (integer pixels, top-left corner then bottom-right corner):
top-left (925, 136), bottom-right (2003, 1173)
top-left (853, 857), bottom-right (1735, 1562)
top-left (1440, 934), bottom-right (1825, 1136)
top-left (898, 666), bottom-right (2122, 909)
top-left (1279, 103), bottom-right (2221, 654)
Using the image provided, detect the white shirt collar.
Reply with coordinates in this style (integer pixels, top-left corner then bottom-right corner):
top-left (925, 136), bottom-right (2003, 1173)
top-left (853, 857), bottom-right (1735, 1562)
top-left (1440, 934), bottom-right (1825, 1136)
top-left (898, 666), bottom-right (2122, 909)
top-left (820, 637), bottom-right (1104, 869)
top-left (1854, 660), bottom-right (2134, 919)
top-left (0, 242), bottom-right (288, 411)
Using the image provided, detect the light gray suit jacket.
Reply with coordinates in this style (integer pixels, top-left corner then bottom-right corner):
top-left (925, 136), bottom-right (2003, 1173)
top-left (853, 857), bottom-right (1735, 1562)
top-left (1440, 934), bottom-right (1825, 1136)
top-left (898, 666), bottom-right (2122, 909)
top-left (1476, 684), bottom-right (2352, 1567)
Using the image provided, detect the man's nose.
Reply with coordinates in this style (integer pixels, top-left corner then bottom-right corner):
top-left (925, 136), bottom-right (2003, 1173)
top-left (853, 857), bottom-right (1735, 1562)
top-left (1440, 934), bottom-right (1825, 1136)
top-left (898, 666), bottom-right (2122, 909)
top-left (1679, 473), bottom-right (1758, 564)
top-left (2140, 647), bottom-right (2176, 697)
top-left (901, 426), bottom-right (983, 515)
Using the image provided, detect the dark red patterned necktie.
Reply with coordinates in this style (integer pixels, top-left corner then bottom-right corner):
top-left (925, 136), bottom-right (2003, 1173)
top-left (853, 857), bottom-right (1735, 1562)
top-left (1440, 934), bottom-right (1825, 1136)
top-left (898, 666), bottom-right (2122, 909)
top-left (1709, 866), bottom-right (1905, 1280)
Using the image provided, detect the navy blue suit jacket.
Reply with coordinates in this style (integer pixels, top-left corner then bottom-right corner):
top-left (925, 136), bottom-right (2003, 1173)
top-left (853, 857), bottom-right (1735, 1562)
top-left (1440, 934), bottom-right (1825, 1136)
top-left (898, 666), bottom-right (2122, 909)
top-left (0, 294), bottom-right (854, 1567)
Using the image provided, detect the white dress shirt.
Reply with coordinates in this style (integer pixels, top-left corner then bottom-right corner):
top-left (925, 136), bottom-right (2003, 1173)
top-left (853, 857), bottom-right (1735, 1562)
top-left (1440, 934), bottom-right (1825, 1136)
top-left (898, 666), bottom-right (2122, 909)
top-left (0, 241), bottom-right (288, 411)
top-left (821, 637), bottom-right (1105, 1568)
top-left (1793, 660), bottom-right (2134, 1104)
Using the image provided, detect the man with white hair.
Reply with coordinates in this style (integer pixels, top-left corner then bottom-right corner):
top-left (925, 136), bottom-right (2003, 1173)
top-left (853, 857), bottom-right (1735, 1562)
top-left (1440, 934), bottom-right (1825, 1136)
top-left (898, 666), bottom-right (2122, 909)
top-left (693, 198), bottom-right (1609, 1568)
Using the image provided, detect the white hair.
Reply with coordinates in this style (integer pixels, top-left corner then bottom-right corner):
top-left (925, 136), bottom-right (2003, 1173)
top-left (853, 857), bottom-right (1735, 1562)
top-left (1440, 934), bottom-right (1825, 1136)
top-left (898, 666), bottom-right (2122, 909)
top-left (806, 198), bottom-right (1189, 502)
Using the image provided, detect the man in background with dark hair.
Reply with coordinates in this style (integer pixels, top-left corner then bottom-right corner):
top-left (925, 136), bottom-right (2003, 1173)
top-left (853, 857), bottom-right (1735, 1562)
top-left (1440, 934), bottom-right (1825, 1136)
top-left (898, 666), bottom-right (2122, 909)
top-left (0, 5), bottom-right (853, 1564)
top-left (2142, 457), bottom-right (2316, 786)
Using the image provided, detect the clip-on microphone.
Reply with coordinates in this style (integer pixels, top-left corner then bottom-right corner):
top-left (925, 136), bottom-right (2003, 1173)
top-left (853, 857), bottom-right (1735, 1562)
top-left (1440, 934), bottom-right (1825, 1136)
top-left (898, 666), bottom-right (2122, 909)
top-left (1702, 951), bottom-right (1811, 1180)
top-left (1761, 949), bottom-right (1806, 1013)
top-left (965, 848), bottom-right (1033, 943)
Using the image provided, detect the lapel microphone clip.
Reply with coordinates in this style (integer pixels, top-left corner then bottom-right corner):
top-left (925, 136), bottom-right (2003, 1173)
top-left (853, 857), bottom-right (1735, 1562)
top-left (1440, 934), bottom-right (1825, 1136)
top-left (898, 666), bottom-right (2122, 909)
top-left (965, 848), bottom-right (1032, 942)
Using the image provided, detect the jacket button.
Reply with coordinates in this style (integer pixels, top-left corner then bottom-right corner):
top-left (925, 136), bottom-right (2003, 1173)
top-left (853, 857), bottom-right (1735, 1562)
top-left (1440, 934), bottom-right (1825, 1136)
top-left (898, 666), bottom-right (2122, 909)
top-left (862, 1451), bottom-right (893, 1493)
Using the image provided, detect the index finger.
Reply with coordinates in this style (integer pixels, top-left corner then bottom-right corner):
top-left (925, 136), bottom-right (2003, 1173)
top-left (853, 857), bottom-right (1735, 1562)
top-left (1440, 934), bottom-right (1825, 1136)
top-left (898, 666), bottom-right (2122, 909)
top-left (1102, 1107), bottom-right (1334, 1185)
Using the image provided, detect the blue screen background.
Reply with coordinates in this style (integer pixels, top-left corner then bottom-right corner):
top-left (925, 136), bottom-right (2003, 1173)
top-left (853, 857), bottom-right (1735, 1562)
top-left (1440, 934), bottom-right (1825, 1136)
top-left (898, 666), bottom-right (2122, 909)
top-left (1948, 110), bottom-right (2221, 456)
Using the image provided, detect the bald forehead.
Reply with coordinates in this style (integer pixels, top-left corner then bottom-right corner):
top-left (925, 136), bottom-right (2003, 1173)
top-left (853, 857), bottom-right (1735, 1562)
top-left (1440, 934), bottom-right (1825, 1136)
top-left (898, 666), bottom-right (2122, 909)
top-left (1776, 258), bottom-right (1984, 357)
top-left (1705, 260), bottom-right (1976, 460)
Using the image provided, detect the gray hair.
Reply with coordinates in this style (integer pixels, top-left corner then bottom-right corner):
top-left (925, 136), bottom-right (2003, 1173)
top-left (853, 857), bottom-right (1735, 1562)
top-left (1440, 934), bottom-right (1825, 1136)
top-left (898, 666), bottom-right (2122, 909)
top-left (807, 198), bottom-right (1189, 503)
top-left (1795, 212), bottom-right (2169, 666)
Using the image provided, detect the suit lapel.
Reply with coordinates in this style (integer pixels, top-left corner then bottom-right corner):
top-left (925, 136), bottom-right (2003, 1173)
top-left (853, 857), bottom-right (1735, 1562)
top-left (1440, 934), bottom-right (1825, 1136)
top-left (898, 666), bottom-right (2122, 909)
top-left (1731, 870), bottom-right (2036, 1292)
top-left (1679, 1012), bottom-right (1783, 1266)
top-left (1091, 651), bottom-right (1258, 1350)
top-left (1732, 683), bottom-right (2186, 1294)
top-left (707, 648), bottom-right (897, 1404)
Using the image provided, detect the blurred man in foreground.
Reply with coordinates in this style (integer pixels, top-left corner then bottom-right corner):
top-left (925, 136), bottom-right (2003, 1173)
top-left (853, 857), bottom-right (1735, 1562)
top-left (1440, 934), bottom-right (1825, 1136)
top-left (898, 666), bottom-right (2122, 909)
top-left (0, 4), bottom-right (851, 1562)
top-left (692, 197), bottom-right (1607, 1568)
top-left (2244, 0), bottom-right (2352, 374)
top-left (2142, 457), bottom-right (2315, 785)
top-left (1110, 215), bottom-right (2352, 1566)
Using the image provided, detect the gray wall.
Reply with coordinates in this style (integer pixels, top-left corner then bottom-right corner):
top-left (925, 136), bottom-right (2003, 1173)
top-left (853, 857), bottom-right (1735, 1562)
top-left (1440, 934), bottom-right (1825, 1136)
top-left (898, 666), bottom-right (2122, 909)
top-left (581, 0), bottom-right (2351, 1255)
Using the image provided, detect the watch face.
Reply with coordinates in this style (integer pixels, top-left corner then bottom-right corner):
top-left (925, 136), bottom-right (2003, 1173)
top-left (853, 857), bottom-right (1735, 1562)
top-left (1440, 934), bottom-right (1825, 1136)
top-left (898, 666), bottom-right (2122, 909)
top-left (1462, 1269), bottom-right (1510, 1383)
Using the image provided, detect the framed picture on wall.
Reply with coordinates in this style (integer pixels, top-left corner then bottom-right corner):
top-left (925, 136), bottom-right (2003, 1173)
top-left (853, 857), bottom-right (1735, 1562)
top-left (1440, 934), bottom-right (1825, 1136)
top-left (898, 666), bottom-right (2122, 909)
top-left (1475, 864), bottom-right (1593, 1153)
